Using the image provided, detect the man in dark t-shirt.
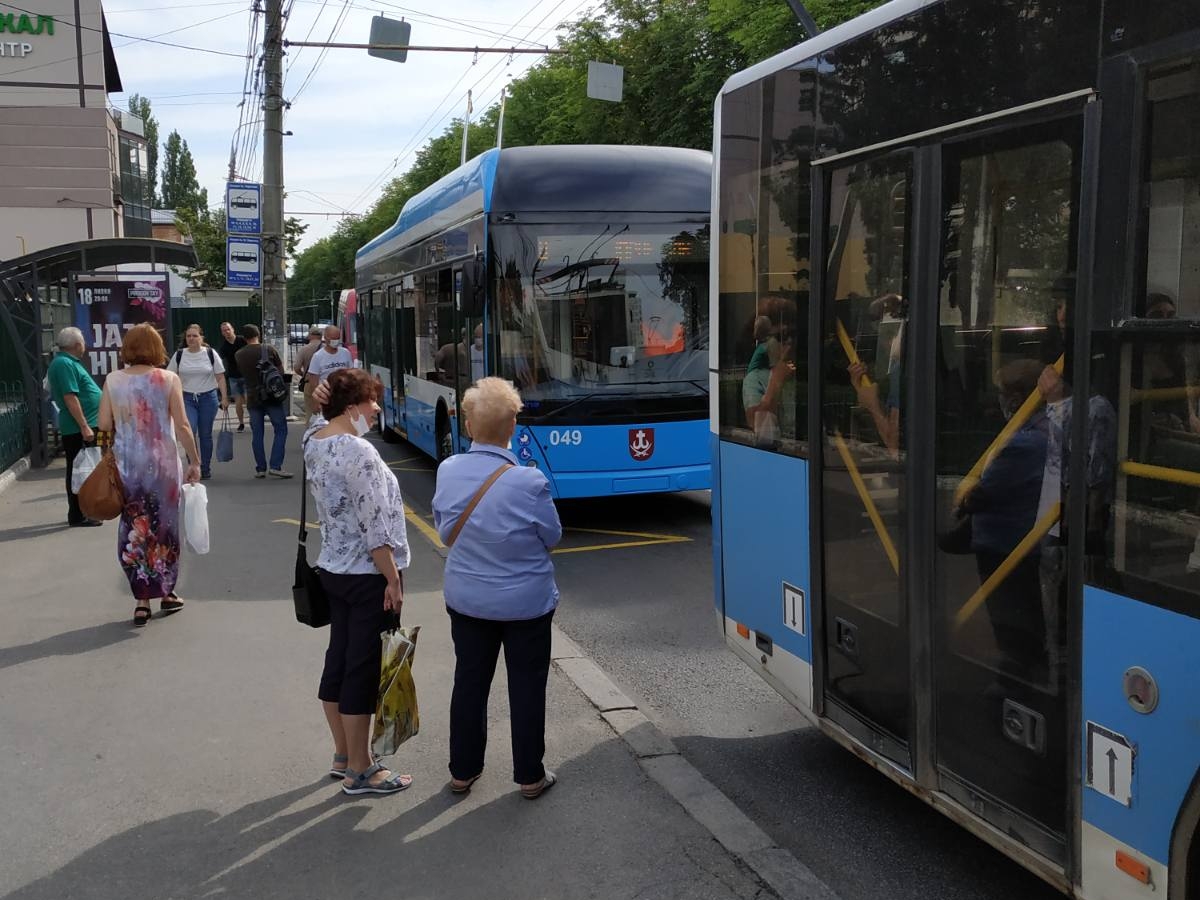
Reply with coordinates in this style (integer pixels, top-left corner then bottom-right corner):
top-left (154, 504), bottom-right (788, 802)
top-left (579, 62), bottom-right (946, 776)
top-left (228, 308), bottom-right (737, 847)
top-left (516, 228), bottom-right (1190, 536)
top-left (218, 321), bottom-right (249, 432)
top-left (235, 323), bottom-right (291, 478)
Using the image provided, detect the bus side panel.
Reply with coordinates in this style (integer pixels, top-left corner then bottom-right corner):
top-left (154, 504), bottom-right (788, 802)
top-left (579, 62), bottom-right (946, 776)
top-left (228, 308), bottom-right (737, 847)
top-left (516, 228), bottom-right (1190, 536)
top-left (402, 376), bottom-right (453, 460)
top-left (1080, 586), bottom-right (1200, 894)
top-left (712, 431), bottom-right (724, 620)
top-left (718, 440), bottom-right (812, 710)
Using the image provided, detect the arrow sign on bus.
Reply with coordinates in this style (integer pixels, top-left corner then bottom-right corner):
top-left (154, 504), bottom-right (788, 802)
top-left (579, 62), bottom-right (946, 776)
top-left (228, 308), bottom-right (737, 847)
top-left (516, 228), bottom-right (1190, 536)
top-left (1086, 722), bottom-right (1133, 807)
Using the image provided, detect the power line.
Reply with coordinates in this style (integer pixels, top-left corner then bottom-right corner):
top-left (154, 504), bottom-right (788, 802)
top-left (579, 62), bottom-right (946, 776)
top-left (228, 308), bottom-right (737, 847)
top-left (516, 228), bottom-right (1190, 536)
top-left (286, 0), bottom-right (351, 104)
top-left (342, 0), bottom-right (553, 211)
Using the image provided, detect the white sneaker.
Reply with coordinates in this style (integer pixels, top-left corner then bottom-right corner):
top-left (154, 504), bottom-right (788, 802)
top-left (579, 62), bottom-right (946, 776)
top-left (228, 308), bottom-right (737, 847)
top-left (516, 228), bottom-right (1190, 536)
top-left (268, 468), bottom-right (293, 479)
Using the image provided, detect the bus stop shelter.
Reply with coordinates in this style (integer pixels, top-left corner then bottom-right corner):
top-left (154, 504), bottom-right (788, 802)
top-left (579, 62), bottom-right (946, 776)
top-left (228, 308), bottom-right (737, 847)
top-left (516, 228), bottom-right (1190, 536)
top-left (0, 238), bottom-right (197, 468)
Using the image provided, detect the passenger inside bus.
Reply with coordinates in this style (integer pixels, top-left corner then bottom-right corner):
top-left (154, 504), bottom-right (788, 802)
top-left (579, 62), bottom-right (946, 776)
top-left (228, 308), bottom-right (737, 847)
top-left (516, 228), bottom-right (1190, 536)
top-left (741, 296), bottom-right (798, 448)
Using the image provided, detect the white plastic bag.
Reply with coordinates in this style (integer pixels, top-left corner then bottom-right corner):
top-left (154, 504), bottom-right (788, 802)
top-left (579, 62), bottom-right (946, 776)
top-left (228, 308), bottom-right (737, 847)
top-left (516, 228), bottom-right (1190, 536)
top-left (182, 483), bottom-right (210, 554)
top-left (71, 446), bottom-right (102, 494)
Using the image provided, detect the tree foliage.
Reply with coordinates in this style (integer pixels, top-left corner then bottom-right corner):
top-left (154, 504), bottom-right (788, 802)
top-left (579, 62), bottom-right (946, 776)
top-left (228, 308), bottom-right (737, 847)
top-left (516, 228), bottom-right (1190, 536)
top-left (289, 0), bottom-right (883, 302)
top-left (126, 93), bottom-right (160, 205)
top-left (160, 130), bottom-right (208, 215)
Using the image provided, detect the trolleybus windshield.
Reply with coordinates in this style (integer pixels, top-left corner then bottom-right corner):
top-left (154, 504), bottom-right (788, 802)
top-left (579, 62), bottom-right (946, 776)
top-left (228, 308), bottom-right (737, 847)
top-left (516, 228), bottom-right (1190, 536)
top-left (490, 221), bottom-right (709, 420)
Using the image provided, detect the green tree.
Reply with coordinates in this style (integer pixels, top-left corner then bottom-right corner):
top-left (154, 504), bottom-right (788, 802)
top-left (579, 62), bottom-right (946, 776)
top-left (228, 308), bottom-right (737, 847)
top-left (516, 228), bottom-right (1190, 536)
top-left (126, 93), bottom-right (159, 206)
top-left (160, 131), bottom-right (208, 215)
top-left (175, 206), bottom-right (226, 288)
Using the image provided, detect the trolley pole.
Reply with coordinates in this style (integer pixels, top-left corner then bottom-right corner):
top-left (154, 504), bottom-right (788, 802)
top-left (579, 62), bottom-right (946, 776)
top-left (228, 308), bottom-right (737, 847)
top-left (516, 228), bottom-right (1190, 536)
top-left (261, 0), bottom-right (288, 360)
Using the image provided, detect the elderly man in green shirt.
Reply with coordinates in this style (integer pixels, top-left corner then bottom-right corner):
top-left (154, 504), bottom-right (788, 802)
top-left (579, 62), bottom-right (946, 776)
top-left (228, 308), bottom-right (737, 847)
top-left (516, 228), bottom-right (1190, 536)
top-left (46, 327), bottom-right (103, 527)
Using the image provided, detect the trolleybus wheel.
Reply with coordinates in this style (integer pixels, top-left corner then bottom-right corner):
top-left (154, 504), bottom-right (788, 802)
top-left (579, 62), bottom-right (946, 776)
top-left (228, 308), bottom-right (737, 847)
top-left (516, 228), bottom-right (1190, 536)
top-left (436, 410), bottom-right (453, 462)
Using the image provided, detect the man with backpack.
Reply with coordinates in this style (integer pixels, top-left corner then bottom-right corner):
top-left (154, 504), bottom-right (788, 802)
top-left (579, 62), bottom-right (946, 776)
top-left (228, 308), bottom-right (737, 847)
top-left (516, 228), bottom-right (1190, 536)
top-left (235, 324), bottom-right (292, 479)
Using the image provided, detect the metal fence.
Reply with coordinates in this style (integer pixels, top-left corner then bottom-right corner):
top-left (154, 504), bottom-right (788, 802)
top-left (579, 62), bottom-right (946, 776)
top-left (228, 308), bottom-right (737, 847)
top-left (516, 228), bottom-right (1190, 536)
top-left (0, 381), bottom-right (30, 474)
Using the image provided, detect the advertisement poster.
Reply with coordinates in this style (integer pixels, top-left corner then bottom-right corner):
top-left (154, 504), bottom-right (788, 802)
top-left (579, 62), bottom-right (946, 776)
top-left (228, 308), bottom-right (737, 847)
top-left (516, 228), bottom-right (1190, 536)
top-left (72, 274), bottom-right (170, 384)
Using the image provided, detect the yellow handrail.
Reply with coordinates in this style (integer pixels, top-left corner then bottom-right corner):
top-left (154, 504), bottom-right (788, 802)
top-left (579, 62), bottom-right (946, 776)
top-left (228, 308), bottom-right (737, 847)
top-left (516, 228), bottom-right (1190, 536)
top-left (954, 354), bottom-right (1065, 505)
top-left (952, 502), bottom-right (1061, 630)
top-left (832, 430), bottom-right (900, 575)
top-left (835, 318), bottom-right (872, 386)
top-left (1121, 460), bottom-right (1200, 488)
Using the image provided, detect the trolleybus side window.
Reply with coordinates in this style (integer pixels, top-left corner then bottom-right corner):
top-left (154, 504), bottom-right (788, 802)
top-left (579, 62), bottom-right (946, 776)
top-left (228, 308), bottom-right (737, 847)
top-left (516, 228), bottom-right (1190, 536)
top-left (1106, 55), bottom-right (1200, 611)
top-left (716, 69), bottom-right (812, 456)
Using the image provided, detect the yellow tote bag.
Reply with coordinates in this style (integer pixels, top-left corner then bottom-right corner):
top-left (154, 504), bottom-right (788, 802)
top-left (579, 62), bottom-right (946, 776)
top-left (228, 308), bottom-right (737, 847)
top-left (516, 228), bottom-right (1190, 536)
top-left (371, 625), bottom-right (420, 758)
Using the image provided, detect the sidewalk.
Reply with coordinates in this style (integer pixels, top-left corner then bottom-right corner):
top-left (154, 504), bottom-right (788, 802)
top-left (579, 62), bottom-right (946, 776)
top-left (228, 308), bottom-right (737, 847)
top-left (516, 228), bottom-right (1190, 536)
top-left (0, 436), bottom-right (774, 900)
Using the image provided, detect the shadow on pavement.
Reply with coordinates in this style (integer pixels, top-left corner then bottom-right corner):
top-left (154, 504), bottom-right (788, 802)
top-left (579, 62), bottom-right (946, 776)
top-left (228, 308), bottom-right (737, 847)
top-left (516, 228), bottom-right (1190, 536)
top-left (0, 621), bottom-right (137, 671)
top-left (4, 747), bottom-right (741, 900)
top-left (0, 523), bottom-right (69, 544)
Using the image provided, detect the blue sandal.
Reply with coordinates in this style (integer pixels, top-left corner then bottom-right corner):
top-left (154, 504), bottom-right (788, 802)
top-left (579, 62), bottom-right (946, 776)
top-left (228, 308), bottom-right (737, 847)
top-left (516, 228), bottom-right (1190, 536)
top-left (329, 754), bottom-right (349, 779)
top-left (342, 763), bottom-right (412, 796)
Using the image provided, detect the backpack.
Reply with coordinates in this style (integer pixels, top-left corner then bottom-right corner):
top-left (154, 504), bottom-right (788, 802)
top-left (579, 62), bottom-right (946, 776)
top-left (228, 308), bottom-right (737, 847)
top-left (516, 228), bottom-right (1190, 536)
top-left (256, 345), bottom-right (289, 404)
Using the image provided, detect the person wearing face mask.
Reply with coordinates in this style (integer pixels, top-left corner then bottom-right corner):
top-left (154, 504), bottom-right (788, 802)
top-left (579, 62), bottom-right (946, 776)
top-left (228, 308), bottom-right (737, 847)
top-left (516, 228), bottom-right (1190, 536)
top-left (304, 368), bottom-right (413, 795)
top-left (307, 325), bottom-right (354, 397)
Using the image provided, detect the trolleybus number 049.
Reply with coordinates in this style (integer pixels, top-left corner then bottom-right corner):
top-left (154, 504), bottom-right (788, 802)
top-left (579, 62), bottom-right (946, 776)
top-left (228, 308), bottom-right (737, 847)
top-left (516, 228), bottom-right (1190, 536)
top-left (547, 429), bottom-right (584, 447)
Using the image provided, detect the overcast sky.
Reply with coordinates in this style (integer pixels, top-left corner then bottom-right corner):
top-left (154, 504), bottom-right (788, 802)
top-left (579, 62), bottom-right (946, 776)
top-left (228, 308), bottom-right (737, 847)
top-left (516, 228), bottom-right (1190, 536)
top-left (105, 0), bottom-right (593, 253)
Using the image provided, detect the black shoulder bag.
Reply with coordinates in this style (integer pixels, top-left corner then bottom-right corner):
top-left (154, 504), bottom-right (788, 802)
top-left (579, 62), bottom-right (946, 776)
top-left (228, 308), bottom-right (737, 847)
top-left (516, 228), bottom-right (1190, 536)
top-left (292, 462), bottom-right (331, 627)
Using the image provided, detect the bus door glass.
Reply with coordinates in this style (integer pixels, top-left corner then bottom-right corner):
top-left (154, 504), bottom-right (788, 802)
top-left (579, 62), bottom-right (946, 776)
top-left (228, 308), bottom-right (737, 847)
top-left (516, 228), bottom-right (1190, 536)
top-left (931, 116), bottom-right (1083, 848)
top-left (819, 152), bottom-right (913, 763)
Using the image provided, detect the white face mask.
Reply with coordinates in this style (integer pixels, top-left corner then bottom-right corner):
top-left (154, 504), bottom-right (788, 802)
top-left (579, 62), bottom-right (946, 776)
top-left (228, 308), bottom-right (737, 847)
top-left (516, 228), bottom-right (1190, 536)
top-left (349, 406), bottom-right (370, 436)
top-left (474, 338), bottom-right (483, 350)
top-left (328, 339), bottom-right (341, 349)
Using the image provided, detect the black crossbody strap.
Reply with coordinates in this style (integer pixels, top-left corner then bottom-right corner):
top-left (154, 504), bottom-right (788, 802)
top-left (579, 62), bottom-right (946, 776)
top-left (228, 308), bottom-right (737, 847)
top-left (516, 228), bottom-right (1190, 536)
top-left (299, 462), bottom-right (309, 544)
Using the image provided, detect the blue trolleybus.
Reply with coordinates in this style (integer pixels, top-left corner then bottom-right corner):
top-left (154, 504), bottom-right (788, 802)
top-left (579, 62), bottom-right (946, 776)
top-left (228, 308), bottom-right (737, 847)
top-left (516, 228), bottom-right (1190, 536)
top-left (711, 1), bottom-right (1200, 896)
top-left (355, 144), bottom-right (712, 498)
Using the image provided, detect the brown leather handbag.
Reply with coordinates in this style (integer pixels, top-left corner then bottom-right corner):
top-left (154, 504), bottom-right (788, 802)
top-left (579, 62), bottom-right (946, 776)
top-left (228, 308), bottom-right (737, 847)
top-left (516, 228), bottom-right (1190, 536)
top-left (78, 450), bottom-right (126, 520)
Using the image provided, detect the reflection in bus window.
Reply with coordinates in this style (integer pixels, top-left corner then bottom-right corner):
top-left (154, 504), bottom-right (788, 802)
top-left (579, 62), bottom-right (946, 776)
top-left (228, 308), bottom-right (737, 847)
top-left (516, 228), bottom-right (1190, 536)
top-left (1139, 58), bottom-right (1200, 318)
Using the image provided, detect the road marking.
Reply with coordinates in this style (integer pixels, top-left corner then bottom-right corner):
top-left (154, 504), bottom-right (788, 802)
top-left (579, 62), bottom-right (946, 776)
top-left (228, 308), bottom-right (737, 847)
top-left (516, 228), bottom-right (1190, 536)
top-left (404, 507), bottom-right (445, 550)
top-left (276, 515), bottom-right (691, 557)
top-left (553, 527), bottom-right (691, 555)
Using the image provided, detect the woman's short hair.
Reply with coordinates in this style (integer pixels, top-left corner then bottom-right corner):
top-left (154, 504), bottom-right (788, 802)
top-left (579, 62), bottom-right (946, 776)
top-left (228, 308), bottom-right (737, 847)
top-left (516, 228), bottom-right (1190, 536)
top-left (122, 323), bottom-right (167, 367)
top-left (322, 368), bottom-right (379, 419)
top-left (462, 377), bottom-right (522, 443)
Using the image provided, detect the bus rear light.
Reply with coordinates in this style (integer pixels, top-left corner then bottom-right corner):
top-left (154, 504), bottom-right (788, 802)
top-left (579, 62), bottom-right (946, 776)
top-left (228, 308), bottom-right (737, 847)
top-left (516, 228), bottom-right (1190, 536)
top-left (735, 623), bottom-right (750, 639)
top-left (1114, 850), bottom-right (1151, 885)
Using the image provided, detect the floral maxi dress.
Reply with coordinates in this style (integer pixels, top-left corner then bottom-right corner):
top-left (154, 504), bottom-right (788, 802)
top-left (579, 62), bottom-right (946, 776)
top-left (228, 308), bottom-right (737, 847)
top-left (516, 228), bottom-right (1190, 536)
top-left (108, 370), bottom-right (183, 600)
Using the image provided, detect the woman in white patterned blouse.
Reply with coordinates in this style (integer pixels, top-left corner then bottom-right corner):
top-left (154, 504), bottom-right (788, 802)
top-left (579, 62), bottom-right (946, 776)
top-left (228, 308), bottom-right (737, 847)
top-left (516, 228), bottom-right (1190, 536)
top-left (303, 367), bottom-right (412, 796)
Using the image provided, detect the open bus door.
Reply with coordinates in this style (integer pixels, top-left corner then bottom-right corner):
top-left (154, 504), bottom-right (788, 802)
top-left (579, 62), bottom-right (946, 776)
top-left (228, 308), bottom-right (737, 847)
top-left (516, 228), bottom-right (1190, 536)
top-left (814, 107), bottom-right (1090, 864)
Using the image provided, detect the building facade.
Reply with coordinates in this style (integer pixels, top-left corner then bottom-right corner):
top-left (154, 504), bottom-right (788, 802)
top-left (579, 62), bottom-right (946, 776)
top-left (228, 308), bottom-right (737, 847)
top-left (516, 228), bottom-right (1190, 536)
top-left (0, 0), bottom-right (150, 257)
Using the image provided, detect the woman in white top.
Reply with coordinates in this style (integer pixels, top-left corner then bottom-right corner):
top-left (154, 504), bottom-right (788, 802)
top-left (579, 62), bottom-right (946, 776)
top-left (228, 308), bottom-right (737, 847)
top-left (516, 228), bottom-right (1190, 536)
top-left (167, 324), bottom-right (229, 480)
top-left (303, 367), bottom-right (412, 796)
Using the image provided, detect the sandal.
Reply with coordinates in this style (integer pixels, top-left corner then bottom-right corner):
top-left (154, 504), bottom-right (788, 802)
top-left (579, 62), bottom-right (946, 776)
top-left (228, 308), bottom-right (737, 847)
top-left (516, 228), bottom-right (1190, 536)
top-left (160, 594), bottom-right (184, 615)
top-left (449, 773), bottom-right (482, 794)
top-left (342, 763), bottom-right (412, 796)
top-left (520, 770), bottom-right (557, 800)
top-left (133, 604), bottom-right (152, 627)
top-left (329, 754), bottom-right (349, 780)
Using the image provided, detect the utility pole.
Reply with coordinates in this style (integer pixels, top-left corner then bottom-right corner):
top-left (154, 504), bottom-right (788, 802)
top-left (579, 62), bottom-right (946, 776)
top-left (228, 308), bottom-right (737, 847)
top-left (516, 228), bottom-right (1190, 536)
top-left (460, 89), bottom-right (472, 166)
top-left (261, 0), bottom-right (287, 363)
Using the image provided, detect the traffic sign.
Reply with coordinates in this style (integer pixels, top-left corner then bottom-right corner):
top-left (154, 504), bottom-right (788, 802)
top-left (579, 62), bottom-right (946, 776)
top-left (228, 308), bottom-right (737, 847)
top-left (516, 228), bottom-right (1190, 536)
top-left (226, 181), bottom-right (262, 234)
top-left (226, 237), bottom-right (262, 289)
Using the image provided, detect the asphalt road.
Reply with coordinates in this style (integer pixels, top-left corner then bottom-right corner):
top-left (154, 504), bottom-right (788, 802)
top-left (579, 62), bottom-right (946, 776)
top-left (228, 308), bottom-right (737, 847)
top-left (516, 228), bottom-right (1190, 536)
top-left (381, 435), bottom-right (1062, 900)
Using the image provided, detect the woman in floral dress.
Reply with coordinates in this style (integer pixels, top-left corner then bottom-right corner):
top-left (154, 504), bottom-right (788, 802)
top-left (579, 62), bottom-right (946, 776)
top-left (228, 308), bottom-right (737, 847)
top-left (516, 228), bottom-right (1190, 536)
top-left (99, 324), bottom-right (202, 626)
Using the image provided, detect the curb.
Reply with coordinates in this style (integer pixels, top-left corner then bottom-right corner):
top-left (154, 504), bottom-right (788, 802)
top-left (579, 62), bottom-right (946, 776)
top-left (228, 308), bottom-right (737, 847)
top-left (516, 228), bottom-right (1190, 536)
top-left (550, 624), bottom-right (841, 900)
top-left (0, 455), bottom-right (32, 499)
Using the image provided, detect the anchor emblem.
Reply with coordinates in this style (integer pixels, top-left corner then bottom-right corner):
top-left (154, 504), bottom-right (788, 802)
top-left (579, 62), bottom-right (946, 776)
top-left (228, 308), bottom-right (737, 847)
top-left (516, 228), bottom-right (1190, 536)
top-left (629, 428), bottom-right (654, 461)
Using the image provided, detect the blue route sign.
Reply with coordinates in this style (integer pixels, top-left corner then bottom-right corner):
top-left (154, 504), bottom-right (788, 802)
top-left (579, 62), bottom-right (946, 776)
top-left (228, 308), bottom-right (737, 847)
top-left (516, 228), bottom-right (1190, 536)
top-left (226, 182), bottom-right (261, 235)
top-left (226, 237), bottom-right (262, 290)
